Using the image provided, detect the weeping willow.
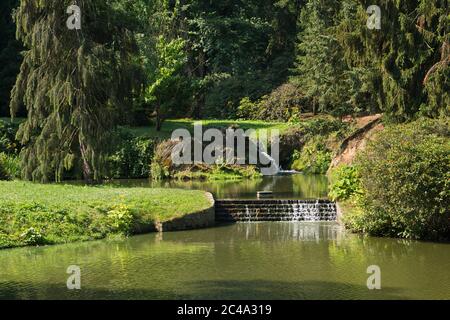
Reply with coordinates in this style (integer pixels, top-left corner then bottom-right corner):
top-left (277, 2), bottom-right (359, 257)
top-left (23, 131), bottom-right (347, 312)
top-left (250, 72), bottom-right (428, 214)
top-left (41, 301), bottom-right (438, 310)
top-left (10, 0), bottom-right (140, 182)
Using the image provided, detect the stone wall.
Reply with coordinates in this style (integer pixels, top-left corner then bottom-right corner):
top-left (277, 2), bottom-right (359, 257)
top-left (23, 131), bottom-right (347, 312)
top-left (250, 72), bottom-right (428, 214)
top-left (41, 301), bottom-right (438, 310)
top-left (154, 192), bottom-right (215, 232)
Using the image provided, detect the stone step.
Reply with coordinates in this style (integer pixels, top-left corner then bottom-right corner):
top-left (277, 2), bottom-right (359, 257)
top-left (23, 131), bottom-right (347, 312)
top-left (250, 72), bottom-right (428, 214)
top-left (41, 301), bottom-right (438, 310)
top-left (216, 200), bottom-right (333, 204)
top-left (215, 203), bottom-right (336, 207)
top-left (216, 216), bottom-right (337, 222)
top-left (214, 198), bottom-right (337, 222)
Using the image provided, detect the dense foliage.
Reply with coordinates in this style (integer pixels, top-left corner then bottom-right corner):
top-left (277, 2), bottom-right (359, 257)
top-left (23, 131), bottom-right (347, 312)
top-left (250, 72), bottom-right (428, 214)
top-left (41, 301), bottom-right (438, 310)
top-left (343, 119), bottom-right (450, 240)
top-left (292, 138), bottom-right (331, 174)
top-left (0, 119), bottom-right (20, 155)
top-left (10, 0), bottom-right (142, 182)
top-left (0, 0), bottom-right (22, 117)
top-left (328, 165), bottom-right (362, 201)
top-left (107, 129), bottom-right (157, 179)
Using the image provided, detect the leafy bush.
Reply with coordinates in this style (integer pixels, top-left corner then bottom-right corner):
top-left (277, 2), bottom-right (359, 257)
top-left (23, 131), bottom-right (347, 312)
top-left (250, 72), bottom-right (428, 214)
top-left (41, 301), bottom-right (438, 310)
top-left (0, 160), bottom-right (8, 180)
top-left (107, 203), bottom-right (134, 235)
top-left (346, 118), bottom-right (450, 240)
top-left (0, 119), bottom-right (20, 155)
top-left (292, 138), bottom-right (332, 174)
top-left (236, 97), bottom-right (259, 120)
top-left (107, 129), bottom-right (157, 179)
top-left (328, 165), bottom-right (362, 201)
top-left (0, 153), bottom-right (20, 180)
top-left (257, 83), bottom-right (304, 121)
top-left (19, 227), bottom-right (47, 246)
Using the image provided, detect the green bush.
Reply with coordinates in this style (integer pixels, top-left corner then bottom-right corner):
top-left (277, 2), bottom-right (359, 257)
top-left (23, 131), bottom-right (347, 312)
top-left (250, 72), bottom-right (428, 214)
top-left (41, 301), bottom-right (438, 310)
top-left (0, 153), bottom-right (20, 180)
top-left (257, 83), bottom-right (304, 121)
top-left (236, 97), bottom-right (259, 120)
top-left (106, 203), bottom-right (134, 235)
top-left (107, 129), bottom-right (157, 179)
top-left (328, 165), bottom-right (362, 201)
top-left (346, 118), bottom-right (450, 240)
top-left (0, 119), bottom-right (20, 155)
top-left (19, 227), bottom-right (47, 246)
top-left (292, 138), bottom-right (332, 174)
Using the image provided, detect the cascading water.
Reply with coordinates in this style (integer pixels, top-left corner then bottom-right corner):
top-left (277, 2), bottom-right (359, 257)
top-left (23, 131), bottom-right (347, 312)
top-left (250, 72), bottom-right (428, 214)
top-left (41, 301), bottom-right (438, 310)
top-left (245, 205), bottom-right (252, 222)
top-left (215, 199), bottom-right (337, 222)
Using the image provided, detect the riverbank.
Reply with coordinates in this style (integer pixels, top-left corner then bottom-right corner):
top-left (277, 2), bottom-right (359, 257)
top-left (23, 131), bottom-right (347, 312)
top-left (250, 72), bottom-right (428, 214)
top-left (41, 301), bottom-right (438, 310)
top-left (0, 181), bottom-right (212, 249)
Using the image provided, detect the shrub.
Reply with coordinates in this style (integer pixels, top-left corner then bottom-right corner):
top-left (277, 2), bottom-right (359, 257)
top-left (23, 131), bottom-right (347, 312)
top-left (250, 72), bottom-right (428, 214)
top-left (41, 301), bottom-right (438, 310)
top-left (292, 138), bottom-right (332, 174)
top-left (107, 129), bottom-right (157, 179)
top-left (0, 153), bottom-right (21, 180)
top-left (0, 162), bottom-right (8, 180)
top-left (257, 83), bottom-right (304, 121)
top-left (0, 119), bottom-right (20, 155)
top-left (150, 139), bottom-right (179, 180)
top-left (278, 117), bottom-right (350, 168)
top-left (236, 97), bottom-right (259, 120)
top-left (328, 165), bottom-right (362, 201)
top-left (347, 118), bottom-right (450, 240)
top-left (19, 227), bottom-right (47, 246)
top-left (106, 203), bottom-right (134, 235)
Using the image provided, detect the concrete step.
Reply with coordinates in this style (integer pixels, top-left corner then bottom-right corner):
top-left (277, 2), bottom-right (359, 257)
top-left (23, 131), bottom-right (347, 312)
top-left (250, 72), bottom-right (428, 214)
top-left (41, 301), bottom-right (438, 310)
top-left (214, 198), bottom-right (337, 222)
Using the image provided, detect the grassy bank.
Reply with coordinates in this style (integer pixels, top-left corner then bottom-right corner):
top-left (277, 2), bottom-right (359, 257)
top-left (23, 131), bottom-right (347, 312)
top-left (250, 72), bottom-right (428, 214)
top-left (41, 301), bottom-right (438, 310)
top-left (0, 181), bottom-right (211, 249)
top-left (128, 119), bottom-right (290, 139)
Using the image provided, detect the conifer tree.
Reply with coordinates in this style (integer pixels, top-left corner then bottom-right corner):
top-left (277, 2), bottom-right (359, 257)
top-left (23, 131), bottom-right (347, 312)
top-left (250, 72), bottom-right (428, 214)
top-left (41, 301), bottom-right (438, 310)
top-left (0, 0), bottom-right (22, 117)
top-left (10, 0), bottom-right (141, 182)
top-left (336, 0), bottom-right (449, 120)
top-left (291, 0), bottom-right (348, 116)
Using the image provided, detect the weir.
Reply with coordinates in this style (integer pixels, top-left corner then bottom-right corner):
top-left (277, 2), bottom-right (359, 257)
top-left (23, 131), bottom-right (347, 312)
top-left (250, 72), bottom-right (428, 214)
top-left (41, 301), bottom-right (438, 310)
top-left (215, 199), bottom-right (337, 222)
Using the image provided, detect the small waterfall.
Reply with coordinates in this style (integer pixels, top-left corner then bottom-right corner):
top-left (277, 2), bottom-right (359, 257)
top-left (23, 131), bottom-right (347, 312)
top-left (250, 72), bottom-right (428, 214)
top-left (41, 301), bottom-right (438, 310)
top-left (245, 205), bottom-right (251, 222)
top-left (259, 151), bottom-right (280, 175)
top-left (215, 200), bottom-right (337, 222)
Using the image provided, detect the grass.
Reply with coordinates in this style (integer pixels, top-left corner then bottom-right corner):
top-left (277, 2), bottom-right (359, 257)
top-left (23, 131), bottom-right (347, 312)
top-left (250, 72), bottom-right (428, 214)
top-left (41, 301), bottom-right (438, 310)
top-left (127, 119), bottom-right (291, 139)
top-left (0, 181), bottom-right (211, 249)
top-left (0, 117), bottom-right (25, 124)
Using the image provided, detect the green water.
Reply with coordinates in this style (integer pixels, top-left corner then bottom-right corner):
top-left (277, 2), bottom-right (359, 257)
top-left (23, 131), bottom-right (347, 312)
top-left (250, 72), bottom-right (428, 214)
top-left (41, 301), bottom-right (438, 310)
top-left (90, 174), bottom-right (330, 199)
top-left (1, 222), bottom-right (449, 300)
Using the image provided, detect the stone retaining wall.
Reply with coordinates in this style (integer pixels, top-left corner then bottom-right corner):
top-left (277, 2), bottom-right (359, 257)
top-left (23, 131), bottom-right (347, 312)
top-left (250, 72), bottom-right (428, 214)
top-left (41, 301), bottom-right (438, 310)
top-left (154, 192), bottom-right (215, 232)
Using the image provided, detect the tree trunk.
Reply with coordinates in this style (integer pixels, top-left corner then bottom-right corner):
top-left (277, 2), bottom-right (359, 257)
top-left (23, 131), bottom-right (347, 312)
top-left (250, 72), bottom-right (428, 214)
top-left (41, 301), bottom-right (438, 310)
top-left (79, 136), bottom-right (93, 183)
top-left (156, 102), bottom-right (162, 131)
top-left (193, 51), bottom-right (206, 119)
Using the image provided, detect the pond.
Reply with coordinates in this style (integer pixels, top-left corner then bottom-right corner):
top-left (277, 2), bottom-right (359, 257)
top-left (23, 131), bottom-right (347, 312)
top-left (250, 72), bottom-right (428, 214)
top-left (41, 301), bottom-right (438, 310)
top-left (90, 174), bottom-right (330, 199)
top-left (1, 222), bottom-right (449, 299)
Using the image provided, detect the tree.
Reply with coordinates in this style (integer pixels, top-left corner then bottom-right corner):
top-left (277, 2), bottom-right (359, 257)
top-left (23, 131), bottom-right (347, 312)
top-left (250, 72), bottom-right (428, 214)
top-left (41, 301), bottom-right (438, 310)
top-left (336, 0), bottom-right (449, 121)
top-left (144, 36), bottom-right (188, 131)
top-left (10, 0), bottom-right (141, 182)
top-left (0, 0), bottom-right (23, 117)
top-left (291, 0), bottom-right (348, 116)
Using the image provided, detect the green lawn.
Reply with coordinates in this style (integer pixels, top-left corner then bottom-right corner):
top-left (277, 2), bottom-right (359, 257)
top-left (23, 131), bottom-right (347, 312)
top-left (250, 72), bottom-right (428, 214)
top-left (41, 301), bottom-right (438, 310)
top-left (4, 117), bottom-right (291, 139)
top-left (127, 119), bottom-right (291, 138)
top-left (0, 181), bottom-right (211, 249)
top-left (0, 117), bottom-right (24, 124)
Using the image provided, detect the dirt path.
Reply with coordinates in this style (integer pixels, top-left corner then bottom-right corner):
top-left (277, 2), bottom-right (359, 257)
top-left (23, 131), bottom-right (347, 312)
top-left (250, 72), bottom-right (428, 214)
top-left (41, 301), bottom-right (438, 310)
top-left (329, 114), bottom-right (384, 170)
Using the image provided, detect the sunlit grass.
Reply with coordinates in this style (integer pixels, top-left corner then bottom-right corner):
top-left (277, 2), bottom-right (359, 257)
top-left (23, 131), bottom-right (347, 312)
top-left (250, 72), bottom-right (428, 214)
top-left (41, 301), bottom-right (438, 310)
top-left (0, 181), bottom-right (211, 249)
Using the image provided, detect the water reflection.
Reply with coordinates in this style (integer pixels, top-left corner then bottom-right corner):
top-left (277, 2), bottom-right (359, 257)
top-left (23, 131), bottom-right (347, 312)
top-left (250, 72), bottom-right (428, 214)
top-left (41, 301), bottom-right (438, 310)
top-left (1, 222), bottom-right (449, 300)
top-left (228, 222), bottom-right (344, 242)
top-left (87, 174), bottom-right (329, 199)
